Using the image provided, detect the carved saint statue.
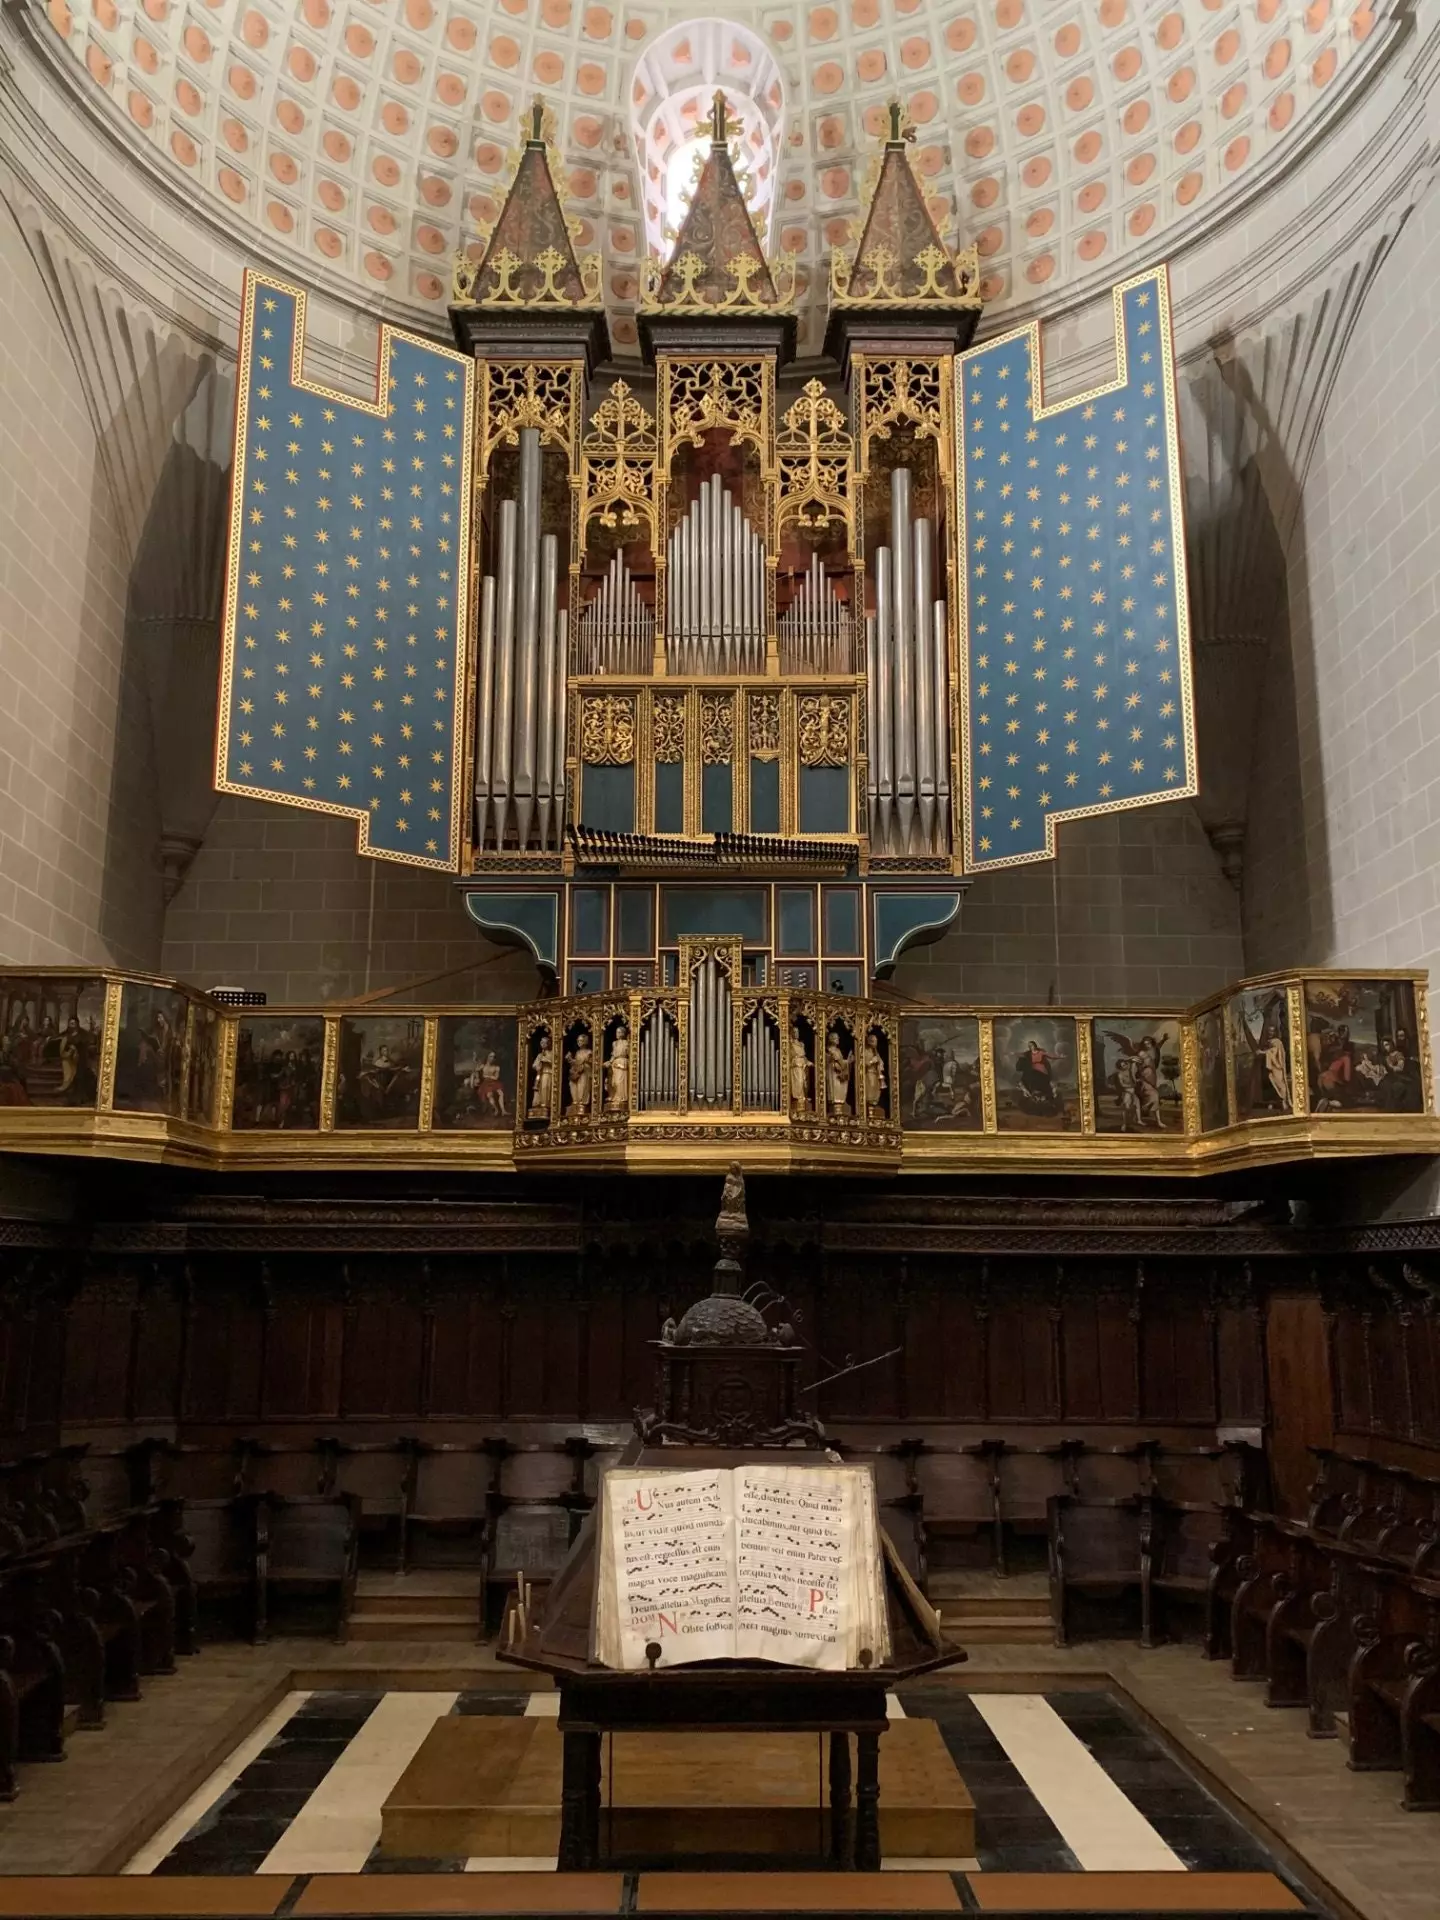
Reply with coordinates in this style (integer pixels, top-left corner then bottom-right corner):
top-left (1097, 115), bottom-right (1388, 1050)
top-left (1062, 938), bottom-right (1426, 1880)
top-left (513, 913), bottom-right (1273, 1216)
top-left (605, 1023), bottom-right (630, 1111)
top-left (566, 1030), bottom-right (594, 1118)
top-left (862, 1030), bottom-right (886, 1117)
top-left (528, 1032), bottom-right (554, 1117)
top-left (789, 1025), bottom-right (812, 1110)
top-left (826, 1027), bottom-right (853, 1115)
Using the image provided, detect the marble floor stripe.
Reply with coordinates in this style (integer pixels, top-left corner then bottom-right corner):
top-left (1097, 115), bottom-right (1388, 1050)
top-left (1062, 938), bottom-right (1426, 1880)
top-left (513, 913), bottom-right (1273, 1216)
top-left (123, 1694), bottom-right (311, 1875)
top-left (259, 1692), bottom-right (458, 1876)
top-left (154, 1691), bottom-right (383, 1877)
top-left (897, 1689), bottom-right (1076, 1874)
top-left (1044, 1690), bottom-right (1277, 1874)
top-left (972, 1694), bottom-right (1184, 1874)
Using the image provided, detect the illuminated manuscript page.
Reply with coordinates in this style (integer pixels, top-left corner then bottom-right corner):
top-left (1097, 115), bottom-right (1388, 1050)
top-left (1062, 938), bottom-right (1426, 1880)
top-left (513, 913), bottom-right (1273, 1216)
top-left (598, 1467), bottom-right (737, 1669)
top-left (732, 1463), bottom-right (856, 1670)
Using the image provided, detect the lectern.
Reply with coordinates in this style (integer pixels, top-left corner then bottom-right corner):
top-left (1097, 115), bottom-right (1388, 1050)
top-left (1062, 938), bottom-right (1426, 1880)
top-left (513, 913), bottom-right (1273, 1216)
top-left (499, 1166), bottom-right (965, 1869)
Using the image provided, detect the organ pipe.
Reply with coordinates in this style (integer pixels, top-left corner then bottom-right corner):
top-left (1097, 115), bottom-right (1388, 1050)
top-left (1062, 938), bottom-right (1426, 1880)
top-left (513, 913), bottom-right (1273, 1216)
top-left (686, 955), bottom-right (734, 1107)
top-left (666, 474), bottom-right (766, 675)
top-left (866, 464), bottom-right (952, 856)
top-left (472, 427), bottom-right (567, 854)
top-left (576, 553), bottom-right (653, 676)
top-left (779, 554), bottom-right (852, 674)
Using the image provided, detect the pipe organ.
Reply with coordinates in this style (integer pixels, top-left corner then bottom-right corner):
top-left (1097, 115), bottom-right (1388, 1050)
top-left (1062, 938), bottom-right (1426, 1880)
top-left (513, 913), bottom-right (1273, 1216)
top-left (474, 427), bottom-right (570, 854)
top-left (441, 87), bottom-right (1000, 1169)
top-left (779, 555), bottom-right (853, 677)
top-left (665, 474), bottom-right (768, 677)
top-left (576, 555), bottom-right (654, 678)
top-left (865, 466), bottom-right (951, 857)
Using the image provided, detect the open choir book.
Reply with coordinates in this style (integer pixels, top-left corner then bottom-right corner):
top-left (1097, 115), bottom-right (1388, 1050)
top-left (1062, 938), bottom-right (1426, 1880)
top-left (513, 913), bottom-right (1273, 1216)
top-left (593, 1463), bottom-right (892, 1671)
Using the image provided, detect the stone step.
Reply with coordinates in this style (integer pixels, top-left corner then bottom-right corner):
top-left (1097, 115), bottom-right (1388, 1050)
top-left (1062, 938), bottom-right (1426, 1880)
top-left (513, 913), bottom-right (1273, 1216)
top-left (934, 1592), bottom-right (1051, 1621)
top-left (939, 1617), bottom-right (1053, 1644)
top-left (346, 1613), bottom-right (480, 1643)
top-left (351, 1592), bottom-right (478, 1620)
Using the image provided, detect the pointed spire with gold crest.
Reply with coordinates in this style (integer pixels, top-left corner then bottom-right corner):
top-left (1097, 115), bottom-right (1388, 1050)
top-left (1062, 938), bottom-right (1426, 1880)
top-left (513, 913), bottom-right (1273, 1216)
top-left (639, 92), bottom-right (794, 318)
top-left (451, 100), bottom-right (602, 313)
top-left (831, 101), bottom-right (983, 313)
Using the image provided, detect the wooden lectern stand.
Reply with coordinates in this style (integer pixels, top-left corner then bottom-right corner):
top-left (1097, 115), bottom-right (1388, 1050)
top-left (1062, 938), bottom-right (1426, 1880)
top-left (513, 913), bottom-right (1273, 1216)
top-left (499, 1169), bottom-right (965, 1869)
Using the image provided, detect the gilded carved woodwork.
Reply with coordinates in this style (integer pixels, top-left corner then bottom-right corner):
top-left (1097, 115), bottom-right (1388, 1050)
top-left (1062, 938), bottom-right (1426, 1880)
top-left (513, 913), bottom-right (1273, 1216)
top-left (580, 694), bottom-right (636, 766)
top-left (797, 694), bottom-right (851, 767)
top-left (776, 379), bottom-right (854, 544)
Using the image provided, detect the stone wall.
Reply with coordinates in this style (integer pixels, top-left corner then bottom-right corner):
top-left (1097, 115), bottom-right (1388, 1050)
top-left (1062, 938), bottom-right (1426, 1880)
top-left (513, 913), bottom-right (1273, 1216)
top-left (159, 794), bottom-right (540, 1005)
top-left (1244, 176), bottom-right (1440, 982)
top-left (0, 203), bottom-right (163, 969)
top-left (890, 799), bottom-right (1243, 1007)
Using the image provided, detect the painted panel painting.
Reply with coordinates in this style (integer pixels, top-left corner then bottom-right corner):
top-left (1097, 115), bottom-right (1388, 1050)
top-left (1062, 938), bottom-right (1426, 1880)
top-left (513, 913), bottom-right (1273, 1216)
top-left (1091, 1018), bottom-right (1184, 1133)
top-left (433, 1015), bottom-right (518, 1131)
top-left (336, 1016), bottom-right (424, 1129)
top-left (1305, 979), bottom-right (1425, 1114)
top-left (231, 1017), bottom-right (324, 1130)
top-left (0, 976), bottom-right (105, 1108)
top-left (899, 1016), bottom-right (982, 1131)
top-left (1228, 986), bottom-right (1292, 1120)
top-left (1196, 1006), bottom-right (1228, 1132)
top-left (113, 982), bottom-right (188, 1115)
top-left (992, 1016), bottom-right (1078, 1132)
top-left (186, 1001), bottom-right (222, 1127)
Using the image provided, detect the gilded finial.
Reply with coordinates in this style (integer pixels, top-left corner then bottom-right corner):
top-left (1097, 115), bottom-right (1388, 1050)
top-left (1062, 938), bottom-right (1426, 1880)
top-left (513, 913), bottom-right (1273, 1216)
top-left (710, 90), bottom-right (729, 146)
top-left (528, 97), bottom-right (546, 145)
top-left (886, 99), bottom-right (908, 145)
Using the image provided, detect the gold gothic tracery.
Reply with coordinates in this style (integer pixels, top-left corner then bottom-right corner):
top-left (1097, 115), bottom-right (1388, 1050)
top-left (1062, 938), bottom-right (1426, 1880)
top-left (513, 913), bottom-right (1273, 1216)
top-left (580, 380), bottom-right (659, 542)
top-left (776, 379), bottom-right (855, 544)
top-left (476, 362), bottom-right (584, 480)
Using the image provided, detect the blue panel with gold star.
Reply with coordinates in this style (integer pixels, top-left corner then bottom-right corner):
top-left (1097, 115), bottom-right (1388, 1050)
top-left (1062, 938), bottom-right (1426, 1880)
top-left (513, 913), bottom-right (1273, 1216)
top-left (216, 271), bottom-right (474, 870)
top-left (954, 265), bottom-right (1196, 872)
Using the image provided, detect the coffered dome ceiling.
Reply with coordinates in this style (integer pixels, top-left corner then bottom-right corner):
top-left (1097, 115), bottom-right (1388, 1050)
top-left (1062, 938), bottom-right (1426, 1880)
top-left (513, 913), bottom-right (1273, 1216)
top-left (43, 0), bottom-right (1383, 353)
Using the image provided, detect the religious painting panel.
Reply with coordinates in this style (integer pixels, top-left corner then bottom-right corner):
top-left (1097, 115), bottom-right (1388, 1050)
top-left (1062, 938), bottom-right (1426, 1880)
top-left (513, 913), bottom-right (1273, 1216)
top-left (0, 976), bottom-right (105, 1108)
top-left (899, 1015), bottom-right (981, 1131)
top-left (185, 1000), bottom-right (223, 1128)
top-left (991, 1015), bottom-right (1078, 1132)
top-left (433, 1015), bottom-right (518, 1131)
top-left (1227, 985), bottom-right (1292, 1121)
top-left (1090, 1017), bottom-right (1184, 1133)
top-left (230, 1017), bottom-right (324, 1130)
top-left (1304, 978), bottom-right (1425, 1114)
top-left (336, 1016), bottom-right (424, 1130)
top-left (1195, 1005), bottom-right (1228, 1132)
top-left (113, 982), bottom-right (187, 1115)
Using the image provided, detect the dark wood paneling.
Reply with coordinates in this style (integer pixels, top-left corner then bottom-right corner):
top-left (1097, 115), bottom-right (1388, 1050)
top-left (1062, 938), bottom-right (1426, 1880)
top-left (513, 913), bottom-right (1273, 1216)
top-left (1266, 1293), bottom-right (1334, 1515)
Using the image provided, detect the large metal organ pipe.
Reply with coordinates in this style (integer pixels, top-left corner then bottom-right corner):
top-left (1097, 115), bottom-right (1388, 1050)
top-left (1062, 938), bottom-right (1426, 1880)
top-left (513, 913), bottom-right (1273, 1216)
top-left (474, 428), bottom-right (568, 852)
top-left (865, 464), bottom-right (951, 855)
top-left (665, 474), bottom-right (766, 675)
top-left (687, 954), bottom-right (733, 1107)
top-left (577, 553), bottom-right (654, 676)
top-left (778, 554), bottom-right (851, 674)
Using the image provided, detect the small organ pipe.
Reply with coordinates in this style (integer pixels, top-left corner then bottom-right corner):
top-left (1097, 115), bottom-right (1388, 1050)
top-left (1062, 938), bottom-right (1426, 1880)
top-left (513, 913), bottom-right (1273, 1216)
top-left (892, 466), bottom-right (916, 854)
top-left (874, 544), bottom-right (894, 851)
top-left (933, 598), bottom-right (950, 852)
top-left (492, 496), bottom-right (517, 848)
top-left (914, 516), bottom-right (936, 855)
top-left (536, 534), bottom-right (557, 851)
top-left (865, 609), bottom-right (878, 846)
top-left (475, 573), bottom-right (496, 848)
top-left (512, 429), bottom-right (542, 850)
top-left (553, 609), bottom-right (568, 846)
